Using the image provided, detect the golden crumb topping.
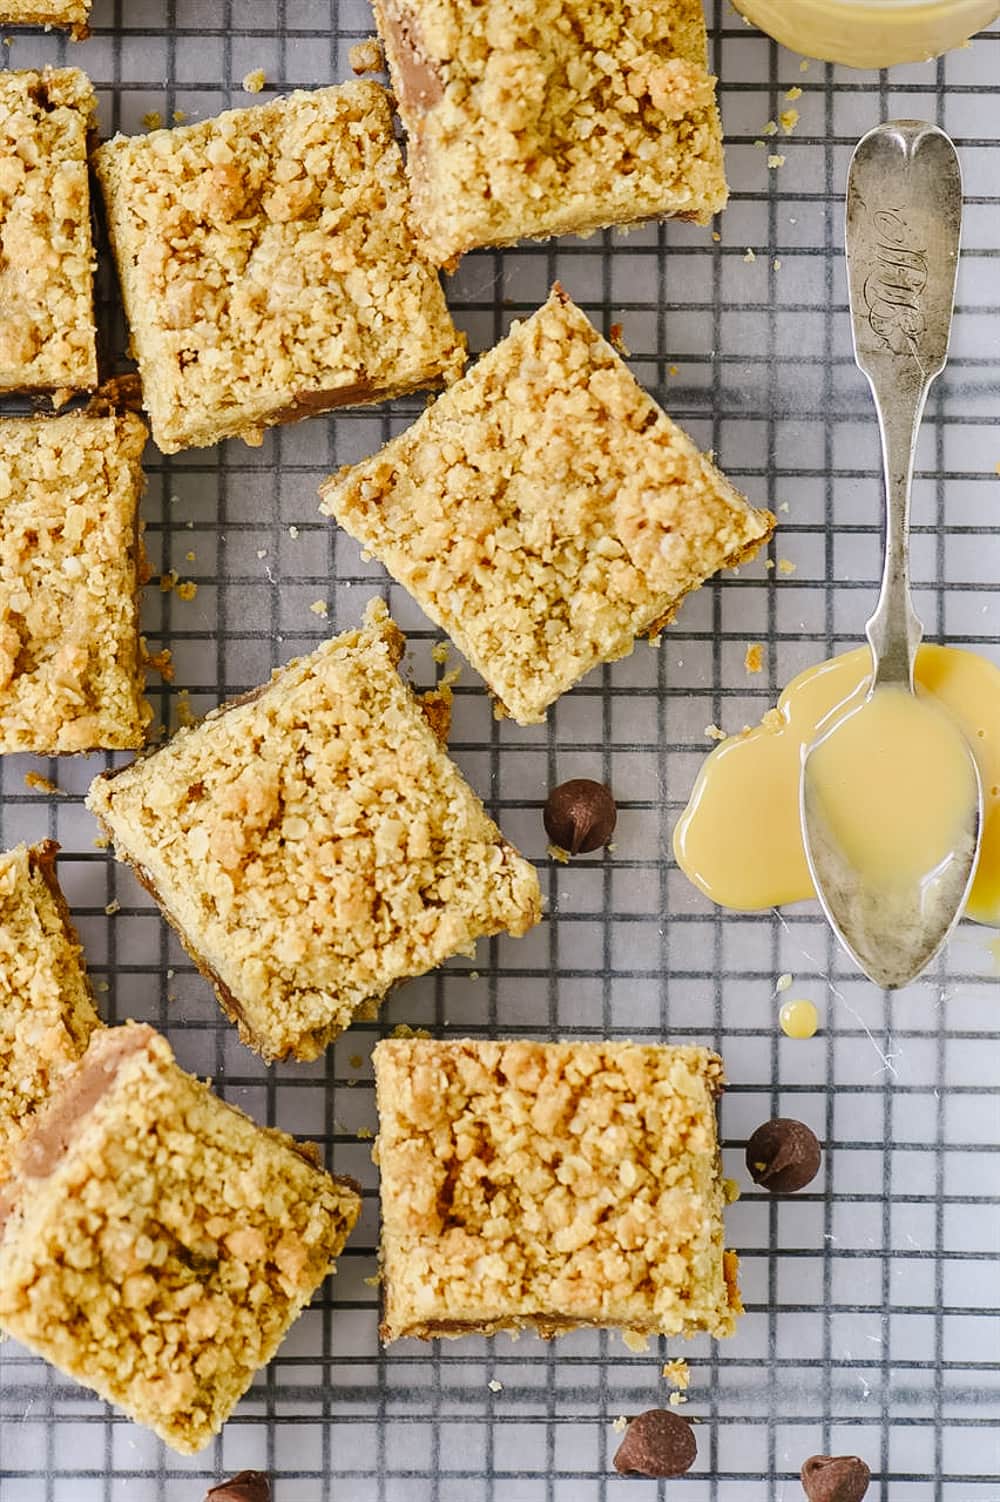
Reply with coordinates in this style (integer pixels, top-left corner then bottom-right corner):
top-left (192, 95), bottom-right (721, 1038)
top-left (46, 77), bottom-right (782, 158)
top-left (0, 2), bottom-right (90, 33)
top-left (0, 68), bottom-right (97, 390)
top-left (0, 412), bottom-right (150, 753)
top-left (0, 842), bottom-right (100, 1181)
top-left (0, 1025), bottom-right (360, 1454)
top-left (375, 1038), bottom-right (741, 1343)
top-left (86, 602), bottom-right (541, 1062)
top-left (374, 0), bottom-right (726, 262)
top-left (93, 82), bottom-right (465, 453)
top-left (321, 287), bottom-right (774, 724)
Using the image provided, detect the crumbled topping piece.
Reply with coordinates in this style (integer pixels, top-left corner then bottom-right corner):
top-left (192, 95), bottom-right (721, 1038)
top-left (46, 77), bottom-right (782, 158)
top-left (349, 38), bottom-right (385, 74)
top-left (241, 68), bottom-right (266, 93)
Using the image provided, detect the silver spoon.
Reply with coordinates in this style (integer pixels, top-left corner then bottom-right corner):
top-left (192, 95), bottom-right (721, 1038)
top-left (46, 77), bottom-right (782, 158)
top-left (800, 120), bottom-right (982, 990)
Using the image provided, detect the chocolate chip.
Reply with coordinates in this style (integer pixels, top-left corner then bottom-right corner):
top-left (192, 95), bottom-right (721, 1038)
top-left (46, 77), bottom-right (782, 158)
top-left (801, 1454), bottom-right (871, 1502)
top-left (205, 1473), bottom-right (271, 1502)
top-left (543, 779), bottom-right (617, 855)
top-left (745, 1117), bottom-right (822, 1193)
top-left (613, 1409), bottom-right (697, 1478)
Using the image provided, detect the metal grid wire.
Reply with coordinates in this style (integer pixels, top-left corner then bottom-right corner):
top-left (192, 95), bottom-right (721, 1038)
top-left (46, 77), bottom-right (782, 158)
top-left (1, 2), bottom-right (999, 1497)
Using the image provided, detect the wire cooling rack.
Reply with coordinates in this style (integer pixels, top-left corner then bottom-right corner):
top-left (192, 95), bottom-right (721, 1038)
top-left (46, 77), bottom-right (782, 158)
top-left (1, 2), bottom-right (1000, 1498)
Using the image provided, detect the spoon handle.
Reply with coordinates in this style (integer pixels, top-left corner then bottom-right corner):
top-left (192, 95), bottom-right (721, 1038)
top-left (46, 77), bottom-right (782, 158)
top-left (845, 121), bottom-right (963, 690)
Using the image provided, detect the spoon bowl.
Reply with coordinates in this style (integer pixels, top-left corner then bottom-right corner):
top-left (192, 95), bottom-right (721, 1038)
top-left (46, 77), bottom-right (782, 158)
top-left (800, 120), bottom-right (983, 990)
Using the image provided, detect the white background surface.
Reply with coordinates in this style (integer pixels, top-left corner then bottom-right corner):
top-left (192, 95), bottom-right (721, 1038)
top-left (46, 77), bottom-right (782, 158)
top-left (0, 2), bottom-right (999, 1497)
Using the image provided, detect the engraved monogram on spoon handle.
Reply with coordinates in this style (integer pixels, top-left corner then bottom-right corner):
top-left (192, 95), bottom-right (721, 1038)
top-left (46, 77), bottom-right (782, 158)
top-left (845, 120), bottom-right (963, 688)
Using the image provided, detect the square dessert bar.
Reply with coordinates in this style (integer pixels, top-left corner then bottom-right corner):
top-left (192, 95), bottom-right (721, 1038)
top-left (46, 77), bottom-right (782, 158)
top-left (321, 286), bottom-right (774, 724)
top-left (0, 1), bottom-right (89, 34)
top-left (93, 82), bottom-right (466, 453)
top-left (0, 1023), bottom-right (362, 1453)
top-left (86, 601), bottom-right (541, 1062)
top-left (374, 1038), bottom-right (741, 1343)
top-left (0, 68), bottom-right (98, 391)
top-left (0, 841), bottom-right (101, 1182)
top-left (374, 0), bottom-right (727, 265)
top-left (0, 411), bottom-right (150, 753)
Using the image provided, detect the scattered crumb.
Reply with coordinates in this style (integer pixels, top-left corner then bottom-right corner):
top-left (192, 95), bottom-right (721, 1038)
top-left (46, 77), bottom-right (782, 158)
top-left (778, 501), bottom-right (790, 513)
top-left (356, 1127), bottom-right (374, 1140)
top-left (487, 1379), bottom-right (503, 1393)
top-left (242, 68), bottom-right (266, 93)
top-left (349, 37), bottom-right (384, 74)
top-left (185, 550), bottom-right (196, 563)
top-left (765, 558), bottom-right (775, 571)
top-left (92, 835), bottom-right (110, 850)
top-left (744, 642), bottom-right (764, 675)
top-left (431, 641), bottom-right (449, 665)
top-left (169, 494), bottom-right (181, 505)
top-left (391, 1023), bottom-right (432, 1040)
top-left (364, 1273), bottom-right (382, 1287)
top-left (712, 230), bottom-right (721, 242)
top-left (777, 558), bottom-right (797, 575)
top-left (144, 646), bottom-right (174, 681)
top-left (753, 138), bottom-right (766, 149)
top-left (762, 119), bottom-right (778, 136)
top-left (776, 972), bottom-right (793, 993)
top-left (743, 247), bottom-right (756, 263)
top-left (662, 1359), bottom-right (690, 1391)
top-left (704, 723), bottom-right (726, 742)
top-left (159, 569), bottom-right (178, 593)
top-left (50, 386), bottom-right (74, 411)
top-left (785, 85), bottom-right (803, 101)
top-left (309, 600), bottom-right (329, 619)
top-left (547, 843), bottom-right (570, 865)
top-left (172, 109), bottom-right (187, 123)
top-left (469, 970), bottom-right (480, 982)
top-left (668, 364), bottom-right (679, 377)
top-left (349, 1054), bottom-right (363, 1069)
top-left (612, 1416), bottom-right (628, 1434)
top-left (622, 1330), bottom-right (650, 1354)
top-left (24, 771), bottom-right (59, 795)
top-left (722, 1177), bottom-right (740, 1204)
top-left (288, 525), bottom-right (300, 539)
top-left (780, 108), bottom-right (800, 133)
top-left (767, 154), bottom-right (786, 170)
top-left (773, 258), bottom-right (782, 271)
top-left (104, 899), bottom-right (121, 916)
top-left (174, 689), bottom-right (197, 729)
top-left (800, 58), bottom-right (811, 71)
top-left (176, 580), bottom-right (198, 602)
top-left (142, 110), bottom-right (162, 130)
top-left (608, 322), bottom-right (629, 356)
top-left (668, 1392), bottom-right (688, 1408)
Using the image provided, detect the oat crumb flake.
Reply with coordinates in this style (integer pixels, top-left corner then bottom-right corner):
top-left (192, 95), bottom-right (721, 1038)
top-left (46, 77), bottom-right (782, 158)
top-left (242, 68), bottom-right (266, 93)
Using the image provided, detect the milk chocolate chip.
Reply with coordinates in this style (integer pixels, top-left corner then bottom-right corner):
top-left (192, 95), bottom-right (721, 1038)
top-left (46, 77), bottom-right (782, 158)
top-left (205, 1473), bottom-right (271, 1502)
top-left (800, 1454), bottom-right (871, 1502)
top-left (613, 1409), bottom-right (697, 1478)
top-left (746, 1117), bottom-right (822, 1193)
top-left (543, 778), bottom-right (617, 855)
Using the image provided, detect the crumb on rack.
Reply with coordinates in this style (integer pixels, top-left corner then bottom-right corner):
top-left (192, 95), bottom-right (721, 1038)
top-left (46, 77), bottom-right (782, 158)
top-left (608, 322), bottom-right (629, 356)
top-left (144, 646), bottom-right (174, 682)
top-left (391, 1023), bottom-right (432, 1040)
top-left (310, 600), bottom-right (329, 619)
top-left (612, 1416), bottom-right (628, 1433)
top-left (662, 1358), bottom-right (691, 1391)
top-left (104, 899), bottom-right (121, 916)
top-left (547, 842), bottom-right (570, 864)
top-left (487, 1379), bottom-right (503, 1393)
top-left (767, 154), bottom-right (786, 170)
top-left (777, 558), bottom-right (797, 575)
top-left (349, 38), bottom-right (385, 74)
top-left (704, 723), bottom-right (726, 742)
top-left (668, 1391), bottom-right (688, 1407)
top-left (159, 570), bottom-right (177, 593)
top-left (172, 109), bottom-right (187, 124)
top-left (24, 771), bottom-right (59, 795)
top-left (780, 108), bottom-right (800, 133)
top-left (174, 689), bottom-right (197, 729)
top-left (175, 580), bottom-right (197, 602)
top-left (289, 525), bottom-right (300, 539)
top-left (773, 258), bottom-right (782, 271)
top-left (142, 110), bottom-right (162, 131)
top-left (623, 1330), bottom-right (650, 1354)
top-left (786, 85), bottom-right (803, 101)
top-left (744, 247), bottom-right (756, 263)
top-left (744, 642), bottom-right (764, 675)
top-left (242, 68), bottom-right (266, 93)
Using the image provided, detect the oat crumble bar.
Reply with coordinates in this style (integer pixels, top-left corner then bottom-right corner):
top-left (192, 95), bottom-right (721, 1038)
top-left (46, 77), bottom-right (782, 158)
top-left (0, 411), bottom-right (151, 753)
top-left (0, 68), bottom-right (98, 391)
top-left (93, 82), bottom-right (466, 454)
top-left (0, 2), bottom-right (89, 36)
top-left (0, 1023), bottom-right (361, 1453)
top-left (86, 601), bottom-right (541, 1062)
top-left (320, 286), bottom-right (774, 725)
top-left (373, 0), bottom-right (727, 265)
top-left (374, 1038), bottom-right (742, 1343)
top-left (0, 841), bottom-right (100, 1182)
